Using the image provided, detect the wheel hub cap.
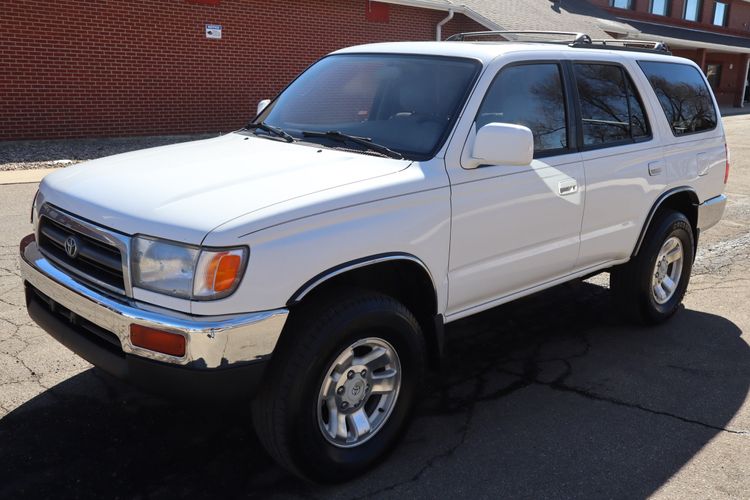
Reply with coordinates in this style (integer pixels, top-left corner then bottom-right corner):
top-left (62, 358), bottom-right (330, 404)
top-left (317, 337), bottom-right (402, 448)
top-left (651, 236), bottom-right (684, 305)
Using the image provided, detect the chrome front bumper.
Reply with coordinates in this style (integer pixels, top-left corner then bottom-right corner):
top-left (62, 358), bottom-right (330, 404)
top-left (697, 194), bottom-right (727, 231)
top-left (20, 235), bottom-right (288, 369)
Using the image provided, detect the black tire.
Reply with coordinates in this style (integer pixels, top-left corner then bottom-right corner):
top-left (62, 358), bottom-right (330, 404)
top-left (251, 290), bottom-right (426, 483)
top-left (611, 209), bottom-right (694, 324)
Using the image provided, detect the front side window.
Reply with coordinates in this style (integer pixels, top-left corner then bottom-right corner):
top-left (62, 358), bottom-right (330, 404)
top-left (684, 0), bottom-right (702, 21)
top-left (611, 0), bottom-right (633, 9)
top-left (650, 0), bottom-right (670, 15)
top-left (638, 61), bottom-right (717, 135)
top-left (574, 63), bottom-right (651, 147)
top-left (713, 1), bottom-right (728, 25)
top-left (255, 54), bottom-right (480, 160)
top-left (477, 63), bottom-right (568, 155)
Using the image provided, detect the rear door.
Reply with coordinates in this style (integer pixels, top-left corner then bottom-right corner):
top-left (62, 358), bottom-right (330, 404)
top-left (572, 59), bottom-right (667, 268)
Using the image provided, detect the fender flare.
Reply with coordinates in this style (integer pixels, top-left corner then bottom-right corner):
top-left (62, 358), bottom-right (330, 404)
top-left (631, 186), bottom-right (699, 257)
top-left (286, 252), bottom-right (437, 307)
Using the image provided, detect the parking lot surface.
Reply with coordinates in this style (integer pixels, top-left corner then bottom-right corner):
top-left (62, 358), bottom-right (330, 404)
top-left (1, 116), bottom-right (749, 499)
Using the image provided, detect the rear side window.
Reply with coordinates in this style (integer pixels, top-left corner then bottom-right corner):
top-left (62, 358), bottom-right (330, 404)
top-left (573, 63), bottom-right (651, 147)
top-left (638, 61), bottom-right (717, 135)
top-left (477, 63), bottom-right (568, 155)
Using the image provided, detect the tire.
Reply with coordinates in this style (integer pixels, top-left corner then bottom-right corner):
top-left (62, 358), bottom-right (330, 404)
top-left (251, 290), bottom-right (426, 483)
top-left (611, 209), bottom-right (694, 324)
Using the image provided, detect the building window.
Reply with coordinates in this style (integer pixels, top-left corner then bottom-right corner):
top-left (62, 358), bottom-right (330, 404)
top-left (650, 0), bottom-right (670, 16)
top-left (713, 2), bottom-right (728, 26)
top-left (610, 0), bottom-right (633, 9)
top-left (706, 64), bottom-right (722, 89)
top-left (684, 0), bottom-right (702, 21)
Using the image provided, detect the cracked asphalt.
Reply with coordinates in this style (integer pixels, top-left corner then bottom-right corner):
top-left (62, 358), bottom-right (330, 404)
top-left (1, 116), bottom-right (749, 499)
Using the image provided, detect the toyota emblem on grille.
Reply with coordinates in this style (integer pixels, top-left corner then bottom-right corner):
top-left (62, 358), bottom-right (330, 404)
top-left (64, 236), bottom-right (80, 259)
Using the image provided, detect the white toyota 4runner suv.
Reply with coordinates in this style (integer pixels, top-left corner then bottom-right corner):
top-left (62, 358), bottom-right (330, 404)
top-left (21, 32), bottom-right (728, 482)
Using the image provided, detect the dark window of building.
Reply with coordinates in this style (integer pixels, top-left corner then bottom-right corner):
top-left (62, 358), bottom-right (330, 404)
top-left (684, 0), bottom-right (702, 21)
top-left (706, 64), bottom-right (722, 89)
top-left (638, 61), bottom-right (717, 135)
top-left (574, 64), bottom-right (650, 147)
top-left (610, 0), bottom-right (633, 9)
top-left (650, 0), bottom-right (670, 16)
top-left (713, 1), bottom-right (728, 26)
top-left (477, 64), bottom-right (568, 155)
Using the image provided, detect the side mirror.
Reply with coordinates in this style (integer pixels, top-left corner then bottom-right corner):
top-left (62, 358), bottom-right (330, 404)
top-left (256, 99), bottom-right (271, 116)
top-left (466, 123), bottom-right (534, 169)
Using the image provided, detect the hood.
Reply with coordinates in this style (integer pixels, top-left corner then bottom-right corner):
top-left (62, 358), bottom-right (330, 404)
top-left (40, 133), bottom-right (410, 244)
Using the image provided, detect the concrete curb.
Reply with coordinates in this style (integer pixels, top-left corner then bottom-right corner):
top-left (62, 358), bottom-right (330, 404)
top-left (0, 168), bottom-right (61, 185)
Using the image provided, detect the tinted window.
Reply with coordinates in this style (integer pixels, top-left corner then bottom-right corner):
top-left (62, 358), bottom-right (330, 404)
top-left (638, 61), bottom-right (717, 135)
top-left (258, 54), bottom-right (480, 160)
top-left (627, 78), bottom-right (650, 139)
top-left (478, 64), bottom-right (568, 154)
top-left (574, 64), bottom-right (650, 146)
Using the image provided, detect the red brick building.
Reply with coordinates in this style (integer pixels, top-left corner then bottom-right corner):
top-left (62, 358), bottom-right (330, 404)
top-left (0, 1), bottom-right (486, 140)
top-left (590, 0), bottom-right (750, 107)
top-left (3, 0), bottom-right (749, 141)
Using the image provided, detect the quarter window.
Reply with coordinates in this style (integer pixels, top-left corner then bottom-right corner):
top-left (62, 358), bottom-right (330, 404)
top-left (477, 64), bottom-right (568, 155)
top-left (573, 63), bottom-right (650, 147)
top-left (638, 61), bottom-right (717, 135)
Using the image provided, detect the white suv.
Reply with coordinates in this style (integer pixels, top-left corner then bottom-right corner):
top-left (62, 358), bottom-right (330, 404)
top-left (20, 32), bottom-right (728, 482)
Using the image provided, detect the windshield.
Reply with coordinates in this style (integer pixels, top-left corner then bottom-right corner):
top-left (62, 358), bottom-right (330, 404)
top-left (254, 54), bottom-right (481, 160)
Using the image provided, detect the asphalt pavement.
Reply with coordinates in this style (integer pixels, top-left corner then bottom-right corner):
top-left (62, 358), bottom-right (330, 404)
top-left (1, 116), bottom-right (749, 499)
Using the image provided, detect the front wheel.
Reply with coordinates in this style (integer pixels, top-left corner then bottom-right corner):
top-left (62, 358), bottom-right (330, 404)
top-left (611, 209), bottom-right (694, 324)
top-left (252, 290), bottom-right (426, 482)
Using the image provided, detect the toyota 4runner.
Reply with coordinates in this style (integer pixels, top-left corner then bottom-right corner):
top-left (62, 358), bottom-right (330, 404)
top-left (20, 32), bottom-right (728, 482)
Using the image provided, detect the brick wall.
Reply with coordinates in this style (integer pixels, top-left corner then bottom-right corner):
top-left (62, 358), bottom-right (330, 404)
top-left (0, 0), bottom-right (485, 140)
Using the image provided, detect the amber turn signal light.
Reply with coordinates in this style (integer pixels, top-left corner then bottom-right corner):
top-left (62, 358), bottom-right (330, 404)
top-left (130, 324), bottom-right (186, 357)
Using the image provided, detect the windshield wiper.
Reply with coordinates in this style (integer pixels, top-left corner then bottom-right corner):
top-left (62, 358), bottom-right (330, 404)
top-left (301, 130), bottom-right (404, 160)
top-left (246, 122), bottom-right (295, 143)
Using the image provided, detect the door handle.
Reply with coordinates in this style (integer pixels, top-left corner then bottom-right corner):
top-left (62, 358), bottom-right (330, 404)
top-left (558, 180), bottom-right (578, 196)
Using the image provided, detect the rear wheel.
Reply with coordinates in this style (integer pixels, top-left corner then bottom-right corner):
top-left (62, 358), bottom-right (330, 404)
top-left (611, 210), bottom-right (694, 324)
top-left (252, 290), bottom-right (425, 483)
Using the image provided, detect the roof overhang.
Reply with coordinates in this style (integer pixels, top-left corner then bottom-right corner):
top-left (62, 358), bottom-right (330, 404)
top-left (368, 0), bottom-right (500, 31)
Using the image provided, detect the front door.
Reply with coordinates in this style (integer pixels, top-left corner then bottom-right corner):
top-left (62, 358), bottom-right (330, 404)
top-left (445, 62), bottom-right (585, 319)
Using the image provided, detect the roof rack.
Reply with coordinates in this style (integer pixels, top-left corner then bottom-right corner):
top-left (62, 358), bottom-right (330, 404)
top-left (446, 30), bottom-right (671, 54)
top-left (446, 30), bottom-right (592, 44)
top-left (579, 38), bottom-right (671, 54)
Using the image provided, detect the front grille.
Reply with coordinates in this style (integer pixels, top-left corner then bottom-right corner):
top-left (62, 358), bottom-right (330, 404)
top-left (38, 216), bottom-right (126, 292)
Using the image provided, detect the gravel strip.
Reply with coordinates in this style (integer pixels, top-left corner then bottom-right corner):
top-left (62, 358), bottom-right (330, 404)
top-left (0, 134), bottom-right (219, 171)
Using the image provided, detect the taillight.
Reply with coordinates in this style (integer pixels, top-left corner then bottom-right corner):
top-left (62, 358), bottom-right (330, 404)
top-left (724, 143), bottom-right (730, 184)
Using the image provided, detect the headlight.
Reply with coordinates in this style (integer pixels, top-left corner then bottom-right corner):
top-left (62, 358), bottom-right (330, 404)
top-left (132, 236), bottom-right (247, 300)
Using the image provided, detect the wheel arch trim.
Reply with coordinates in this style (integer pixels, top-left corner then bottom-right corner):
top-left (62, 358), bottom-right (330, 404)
top-left (287, 252), bottom-right (437, 307)
top-left (632, 186), bottom-right (699, 257)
